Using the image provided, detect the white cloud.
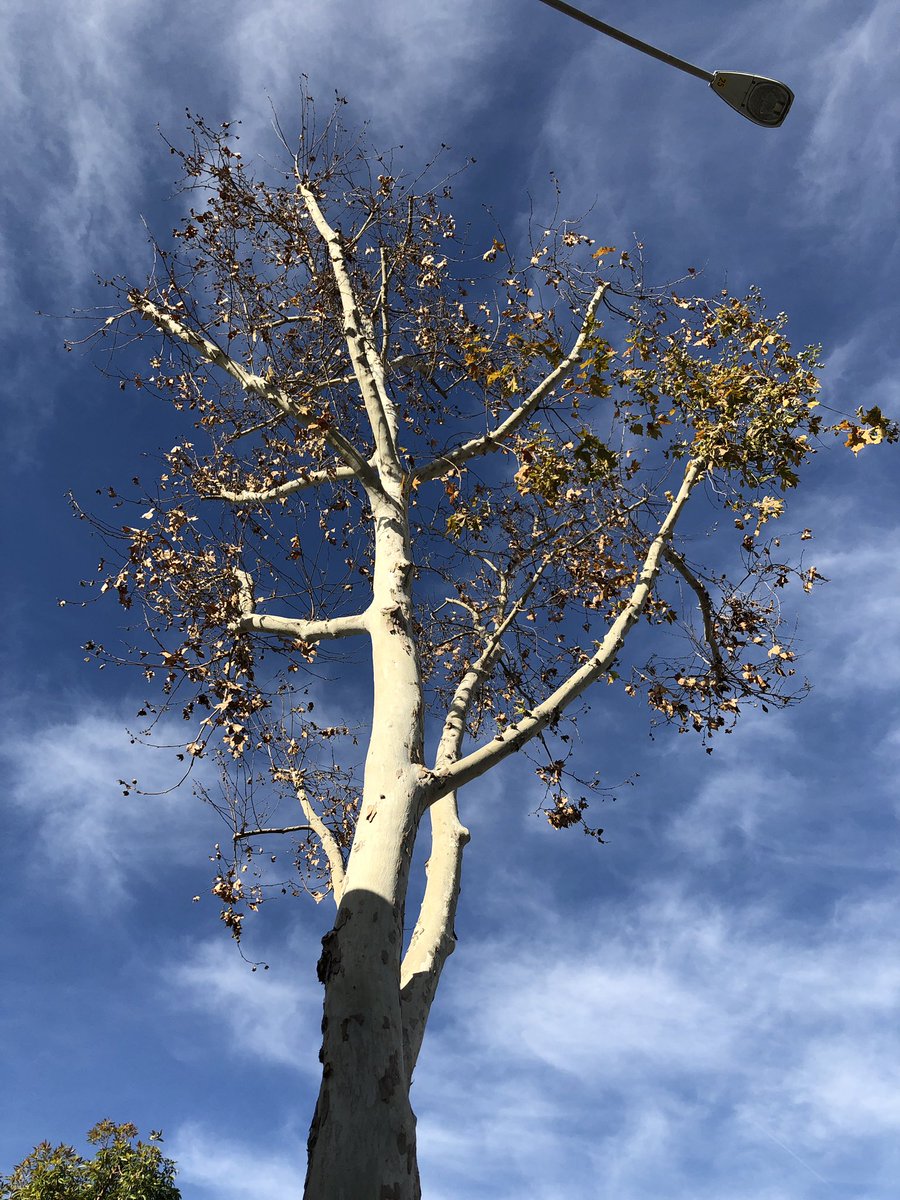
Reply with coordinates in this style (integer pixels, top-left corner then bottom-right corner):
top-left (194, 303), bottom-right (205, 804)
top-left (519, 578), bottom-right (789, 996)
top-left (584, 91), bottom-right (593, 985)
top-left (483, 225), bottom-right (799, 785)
top-left (169, 1122), bottom-right (302, 1200)
top-left (411, 876), bottom-right (900, 1197)
top-left (0, 1), bottom-right (167, 298)
top-left (219, 0), bottom-right (507, 151)
top-left (798, 1), bottom-right (900, 239)
top-left (166, 935), bottom-right (323, 1074)
top-left (666, 749), bottom-right (803, 865)
top-left (809, 527), bottom-right (900, 695)
top-left (1, 702), bottom-right (219, 903)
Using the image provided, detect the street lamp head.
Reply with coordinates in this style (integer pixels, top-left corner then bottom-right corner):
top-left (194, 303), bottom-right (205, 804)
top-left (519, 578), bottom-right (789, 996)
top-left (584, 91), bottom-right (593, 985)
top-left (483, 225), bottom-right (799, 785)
top-left (534, 1), bottom-right (796, 130)
top-left (710, 71), bottom-right (794, 127)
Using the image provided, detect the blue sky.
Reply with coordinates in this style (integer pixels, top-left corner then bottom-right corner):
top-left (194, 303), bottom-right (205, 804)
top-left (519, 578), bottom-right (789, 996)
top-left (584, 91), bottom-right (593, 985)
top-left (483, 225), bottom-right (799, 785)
top-left (2, 2), bottom-right (899, 1197)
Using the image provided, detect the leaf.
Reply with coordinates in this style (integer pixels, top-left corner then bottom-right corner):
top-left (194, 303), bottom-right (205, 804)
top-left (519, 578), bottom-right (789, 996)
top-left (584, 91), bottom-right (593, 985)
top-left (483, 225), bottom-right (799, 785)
top-left (834, 406), bottom-right (900, 454)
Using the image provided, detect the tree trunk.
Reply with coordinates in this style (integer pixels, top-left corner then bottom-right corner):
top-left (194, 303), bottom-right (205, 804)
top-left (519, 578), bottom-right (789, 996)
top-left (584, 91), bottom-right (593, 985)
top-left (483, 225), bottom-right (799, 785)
top-left (304, 487), bottom-right (426, 1199)
top-left (303, 793), bottom-right (422, 1200)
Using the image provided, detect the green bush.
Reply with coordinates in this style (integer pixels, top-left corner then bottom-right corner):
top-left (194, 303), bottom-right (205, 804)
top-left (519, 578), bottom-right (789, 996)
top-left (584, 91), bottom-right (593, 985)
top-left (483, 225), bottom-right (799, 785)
top-left (1, 1121), bottom-right (180, 1200)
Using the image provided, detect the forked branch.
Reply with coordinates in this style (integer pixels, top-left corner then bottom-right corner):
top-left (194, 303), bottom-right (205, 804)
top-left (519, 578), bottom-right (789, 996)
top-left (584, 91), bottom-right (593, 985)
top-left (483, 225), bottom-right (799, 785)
top-left (130, 295), bottom-right (374, 483)
top-left (412, 281), bottom-right (610, 483)
top-left (424, 457), bottom-right (705, 801)
top-left (399, 551), bottom-right (559, 1073)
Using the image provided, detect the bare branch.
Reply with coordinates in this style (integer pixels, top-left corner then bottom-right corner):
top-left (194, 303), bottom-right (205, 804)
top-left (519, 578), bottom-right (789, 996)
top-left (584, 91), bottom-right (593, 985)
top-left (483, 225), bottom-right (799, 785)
top-left (295, 179), bottom-right (400, 473)
top-left (295, 783), bottom-right (346, 908)
top-left (375, 198), bottom-right (414, 361)
top-left (435, 554), bottom-right (555, 759)
top-left (232, 569), bottom-right (370, 642)
top-left (398, 550), bottom-right (561, 1069)
top-left (377, 245), bottom-right (390, 359)
top-left (412, 281), bottom-right (610, 483)
top-left (130, 295), bottom-right (311, 419)
top-left (234, 823), bottom-right (312, 840)
top-left (316, 424), bottom-right (379, 484)
top-left (130, 294), bottom-right (375, 483)
top-left (234, 568), bottom-right (255, 616)
top-left (238, 611), bottom-right (370, 641)
top-left (425, 457), bottom-right (705, 801)
top-left (663, 545), bottom-right (726, 674)
top-left (208, 462), bottom-right (364, 504)
top-left (399, 792), bottom-right (469, 1078)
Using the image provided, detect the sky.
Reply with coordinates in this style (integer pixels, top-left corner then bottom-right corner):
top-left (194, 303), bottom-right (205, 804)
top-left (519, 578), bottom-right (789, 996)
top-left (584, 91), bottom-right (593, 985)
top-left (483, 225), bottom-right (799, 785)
top-left (1, 1), bottom-right (899, 1197)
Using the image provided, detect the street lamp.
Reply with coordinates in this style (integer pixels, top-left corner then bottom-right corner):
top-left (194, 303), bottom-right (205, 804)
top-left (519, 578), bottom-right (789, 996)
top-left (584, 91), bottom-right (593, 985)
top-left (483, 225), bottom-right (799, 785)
top-left (536, 0), bottom-right (794, 128)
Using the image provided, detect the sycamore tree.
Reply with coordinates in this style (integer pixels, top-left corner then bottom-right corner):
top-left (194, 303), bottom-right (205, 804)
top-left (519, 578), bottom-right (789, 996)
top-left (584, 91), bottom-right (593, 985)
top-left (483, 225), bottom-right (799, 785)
top-left (72, 96), bottom-right (896, 1199)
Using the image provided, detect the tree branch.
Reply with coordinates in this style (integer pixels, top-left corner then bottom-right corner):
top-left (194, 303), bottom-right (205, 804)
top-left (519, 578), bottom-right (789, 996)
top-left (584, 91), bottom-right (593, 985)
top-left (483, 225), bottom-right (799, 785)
top-left (232, 569), bottom-right (370, 642)
top-left (424, 457), bottom-right (704, 802)
top-left (295, 179), bottom-right (401, 474)
top-left (237, 611), bottom-right (370, 641)
top-left (130, 295), bottom-right (310, 418)
top-left (412, 282), bottom-right (609, 483)
top-left (399, 790), bottom-right (469, 1080)
top-left (236, 777), bottom-right (347, 909)
top-left (129, 294), bottom-right (375, 484)
top-left (435, 554), bottom-right (554, 757)
top-left (663, 545), bottom-right (726, 674)
top-left (399, 551), bottom-right (559, 1074)
top-left (234, 823), bottom-right (312, 840)
top-left (208, 462), bottom-right (364, 504)
top-left (295, 783), bottom-right (346, 908)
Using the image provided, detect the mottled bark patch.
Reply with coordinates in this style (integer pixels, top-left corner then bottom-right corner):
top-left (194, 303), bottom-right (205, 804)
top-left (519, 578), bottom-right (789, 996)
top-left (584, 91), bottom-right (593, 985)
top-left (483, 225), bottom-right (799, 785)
top-left (396, 1128), bottom-right (416, 1173)
top-left (340, 1013), bottom-right (364, 1041)
top-left (378, 1052), bottom-right (402, 1101)
top-left (316, 928), bottom-right (342, 984)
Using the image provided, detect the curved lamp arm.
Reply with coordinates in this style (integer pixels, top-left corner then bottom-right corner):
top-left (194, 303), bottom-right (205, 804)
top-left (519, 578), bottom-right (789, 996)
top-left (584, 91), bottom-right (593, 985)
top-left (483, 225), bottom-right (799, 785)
top-left (535, 0), bottom-right (793, 127)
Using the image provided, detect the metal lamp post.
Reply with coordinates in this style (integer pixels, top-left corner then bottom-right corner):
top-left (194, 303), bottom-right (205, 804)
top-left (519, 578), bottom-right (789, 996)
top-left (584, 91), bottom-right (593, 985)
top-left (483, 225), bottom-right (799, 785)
top-left (536, 0), bottom-right (794, 128)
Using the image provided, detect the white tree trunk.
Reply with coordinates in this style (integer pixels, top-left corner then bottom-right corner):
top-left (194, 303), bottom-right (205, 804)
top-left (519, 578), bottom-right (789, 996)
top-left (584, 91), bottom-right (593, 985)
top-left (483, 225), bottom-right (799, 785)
top-left (304, 487), bottom-right (427, 1200)
top-left (304, 801), bottom-right (422, 1200)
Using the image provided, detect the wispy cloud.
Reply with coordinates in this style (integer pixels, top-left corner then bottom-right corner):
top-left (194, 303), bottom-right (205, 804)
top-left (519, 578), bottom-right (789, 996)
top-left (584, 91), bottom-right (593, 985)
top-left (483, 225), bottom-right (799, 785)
top-left (165, 935), bottom-right (323, 1074)
top-left (798, 0), bottom-right (900, 241)
top-left (219, 0), bottom-right (508, 151)
top-left (1, 702), bottom-right (219, 903)
top-left (411, 875), bottom-right (900, 1197)
top-left (808, 529), bottom-right (900, 695)
top-left (169, 1122), bottom-right (303, 1200)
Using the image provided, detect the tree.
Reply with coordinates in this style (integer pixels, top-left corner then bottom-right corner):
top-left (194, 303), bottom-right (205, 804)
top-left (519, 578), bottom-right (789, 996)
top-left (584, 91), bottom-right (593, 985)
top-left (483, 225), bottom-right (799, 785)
top-left (1, 1121), bottom-right (180, 1200)
top-left (73, 97), bottom-right (897, 1198)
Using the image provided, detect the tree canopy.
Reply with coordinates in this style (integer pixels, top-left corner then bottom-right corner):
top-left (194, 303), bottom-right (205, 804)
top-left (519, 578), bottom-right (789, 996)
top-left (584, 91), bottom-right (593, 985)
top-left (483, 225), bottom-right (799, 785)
top-left (69, 95), bottom-right (898, 1197)
top-left (1, 1121), bottom-right (180, 1200)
